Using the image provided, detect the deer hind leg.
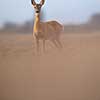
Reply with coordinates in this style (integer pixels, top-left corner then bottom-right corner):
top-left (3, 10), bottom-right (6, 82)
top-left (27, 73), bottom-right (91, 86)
top-left (51, 39), bottom-right (59, 48)
top-left (56, 38), bottom-right (63, 48)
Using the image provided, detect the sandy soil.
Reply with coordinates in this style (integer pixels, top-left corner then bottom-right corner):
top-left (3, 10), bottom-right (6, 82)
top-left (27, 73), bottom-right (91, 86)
top-left (0, 33), bottom-right (100, 100)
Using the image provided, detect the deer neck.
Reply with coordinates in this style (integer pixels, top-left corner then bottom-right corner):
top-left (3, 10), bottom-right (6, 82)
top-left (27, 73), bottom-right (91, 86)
top-left (34, 13), bottom-right (40, 33)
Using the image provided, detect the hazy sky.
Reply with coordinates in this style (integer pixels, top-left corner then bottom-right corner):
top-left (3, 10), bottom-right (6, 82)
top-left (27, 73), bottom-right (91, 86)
top-left (0, 0), bottom-right (100, 25)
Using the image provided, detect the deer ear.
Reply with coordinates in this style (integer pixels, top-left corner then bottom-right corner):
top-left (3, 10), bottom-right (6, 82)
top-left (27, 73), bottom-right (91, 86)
top-left (31, 0), bottom-right (36, 6)
top-left (40, 0), bottom-right (45, 5)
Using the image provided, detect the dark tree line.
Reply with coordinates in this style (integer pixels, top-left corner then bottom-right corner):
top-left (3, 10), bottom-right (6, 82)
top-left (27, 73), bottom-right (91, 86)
top-left (0, 13), bottom-right (100, 33)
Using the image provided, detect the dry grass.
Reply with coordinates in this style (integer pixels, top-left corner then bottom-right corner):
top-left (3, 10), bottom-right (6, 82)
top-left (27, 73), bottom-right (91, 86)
top-left (0, 32), bottom-right (100, 100)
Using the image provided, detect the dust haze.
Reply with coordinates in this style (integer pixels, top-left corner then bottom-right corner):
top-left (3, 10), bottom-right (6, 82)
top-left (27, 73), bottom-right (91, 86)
top-left (0, 14), bottom-right (100, 100)
top-left (0, 32), bottom-right (100, 100)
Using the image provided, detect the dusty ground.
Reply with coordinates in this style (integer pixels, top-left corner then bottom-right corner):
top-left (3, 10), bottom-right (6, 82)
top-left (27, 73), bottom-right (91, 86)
top-left (0, 33), bottom-right (100, 100)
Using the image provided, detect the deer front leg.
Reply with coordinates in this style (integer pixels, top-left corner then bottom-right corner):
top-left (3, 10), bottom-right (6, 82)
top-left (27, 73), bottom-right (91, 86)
top-left (43, 39), bottom-right (46, 53)
top-left (36, 38), bottom-right (40, 54)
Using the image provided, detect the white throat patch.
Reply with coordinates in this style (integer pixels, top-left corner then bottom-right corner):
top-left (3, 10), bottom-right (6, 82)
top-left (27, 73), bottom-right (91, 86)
top-left (35, 13), bottom-right (39, 16)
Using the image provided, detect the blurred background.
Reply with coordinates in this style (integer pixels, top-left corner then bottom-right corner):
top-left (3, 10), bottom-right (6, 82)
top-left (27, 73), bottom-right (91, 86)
top-left (0, 0), bottom-right (100, 33)
top-left (0, 1), bottom-right (100, 100)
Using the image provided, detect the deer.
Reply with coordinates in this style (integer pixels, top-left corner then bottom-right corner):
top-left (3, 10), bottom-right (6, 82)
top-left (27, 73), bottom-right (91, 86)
top-left (31, 0), bottom-right (64, 53)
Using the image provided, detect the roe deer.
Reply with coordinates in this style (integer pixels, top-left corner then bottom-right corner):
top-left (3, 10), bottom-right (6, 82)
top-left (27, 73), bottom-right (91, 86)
top-left (31, 0), bottom-right (64, 53)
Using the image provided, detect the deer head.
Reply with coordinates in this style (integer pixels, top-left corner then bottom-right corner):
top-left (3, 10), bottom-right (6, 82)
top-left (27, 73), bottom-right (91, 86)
top-left (31, 0), bottom-right (45, 13)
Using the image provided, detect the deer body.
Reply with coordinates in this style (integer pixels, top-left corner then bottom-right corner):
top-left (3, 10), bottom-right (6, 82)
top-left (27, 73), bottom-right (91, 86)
top-left (31, 0), bottom-right (63, 53)
top-left (34, 14), bottom-right (63, 40)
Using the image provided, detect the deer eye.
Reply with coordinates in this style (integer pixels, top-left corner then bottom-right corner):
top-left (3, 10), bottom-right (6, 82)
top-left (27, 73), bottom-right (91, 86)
top-left (34, 5), bottom-right (37, 8)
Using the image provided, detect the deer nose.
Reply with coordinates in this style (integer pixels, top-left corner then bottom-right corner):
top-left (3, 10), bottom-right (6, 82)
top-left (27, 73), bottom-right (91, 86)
top-left (36, 10), bottom-right (40, 13)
